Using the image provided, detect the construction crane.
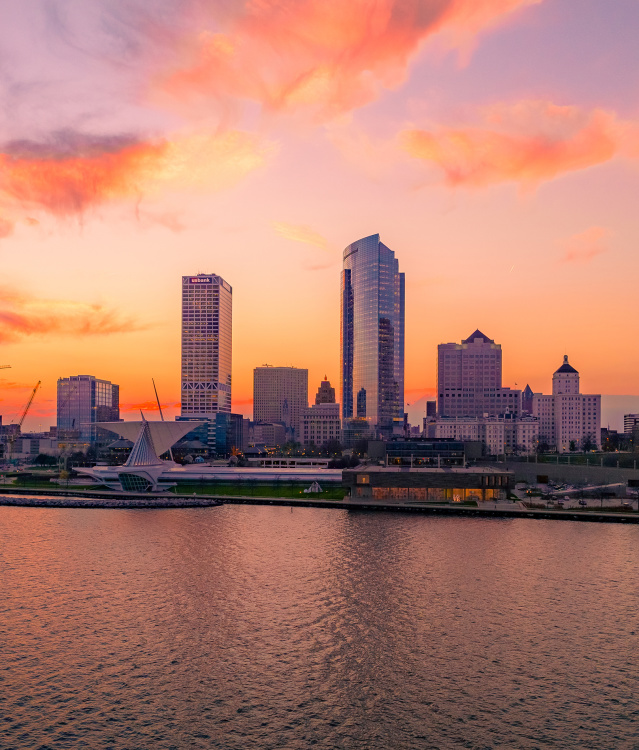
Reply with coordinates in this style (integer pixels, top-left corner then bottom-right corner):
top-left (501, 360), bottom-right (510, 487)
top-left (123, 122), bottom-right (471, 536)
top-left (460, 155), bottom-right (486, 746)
top-left (6, 381), bottom-right (41, 461)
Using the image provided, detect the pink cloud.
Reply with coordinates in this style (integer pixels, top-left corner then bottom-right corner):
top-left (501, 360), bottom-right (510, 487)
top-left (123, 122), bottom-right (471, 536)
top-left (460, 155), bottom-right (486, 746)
top-left (401, 100), bottom-right (619, 187)
top-left (560, 226), bottom-right (611, 263)
top-left (152, 0), bottom-right (543, 121)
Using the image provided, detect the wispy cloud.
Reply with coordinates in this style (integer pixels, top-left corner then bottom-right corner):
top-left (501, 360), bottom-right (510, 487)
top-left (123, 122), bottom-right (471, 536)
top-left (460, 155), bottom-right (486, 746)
top-left (560, 226), bottom-right (611, 264)
top-left (273, 221), bottom-right (328, 250)
top-left (401, 100), bottom-right (619, 188)
top-left (0, 285), bottom-right (148, 342)
top-left (0, 129), bottom-right (272, 220)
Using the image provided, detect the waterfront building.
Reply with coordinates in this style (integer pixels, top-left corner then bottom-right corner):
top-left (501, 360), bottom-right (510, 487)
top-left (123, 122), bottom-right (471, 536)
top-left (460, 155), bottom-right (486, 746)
top-left (343, 466), bottom-right (512, 503)
top-left (315, 377), bottom-right (336, 405)
top-left (437, 330), bottom-right (521, 418)
top-left (341, 233), bottom-right (405, 438)
top-left (181, 273), bottom-right (232, 419)
top-left (298, 403), bottom-right (341, 447)
top-left (253, 366), bottom-right (308, 438)
top-left (57, 375), bottom-right (119, 444)
top-left (427, 415), bottom-right (539, 455)
top-left (532, 356), bottom-right (601, 452)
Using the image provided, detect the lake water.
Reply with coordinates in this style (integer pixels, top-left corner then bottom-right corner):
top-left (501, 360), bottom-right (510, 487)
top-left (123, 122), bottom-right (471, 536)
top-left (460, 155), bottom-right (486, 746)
top-left (1, 504), bottom-right (638, 749)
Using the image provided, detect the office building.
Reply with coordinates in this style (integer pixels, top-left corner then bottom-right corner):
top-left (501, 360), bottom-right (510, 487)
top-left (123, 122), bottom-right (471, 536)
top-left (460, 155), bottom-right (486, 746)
top-left (437, 330), bottom-right (521, 417)
top-left (341, 233), bottom-right (405, 437)
top-left (57, 375), bottom-right (119, 444)
top-left (427, 415), bottom-right (539, 456)
top-left (181, 274), bottom-right (232, 419)
top-left (298, 403), bottom-right (341, 447)
top-left (315, 377), bottom-right (336, 405)
top-left (253, 366), bottom-right (308, 438)
top-left (532, 356), bottom-right (601, 452)
top-left (624, 414), bottom-right (639, 435)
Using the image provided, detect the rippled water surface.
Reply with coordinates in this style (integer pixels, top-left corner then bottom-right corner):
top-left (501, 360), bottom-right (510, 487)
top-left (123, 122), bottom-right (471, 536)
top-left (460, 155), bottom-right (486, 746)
top-left (1, 505), bottom-right (638, 749)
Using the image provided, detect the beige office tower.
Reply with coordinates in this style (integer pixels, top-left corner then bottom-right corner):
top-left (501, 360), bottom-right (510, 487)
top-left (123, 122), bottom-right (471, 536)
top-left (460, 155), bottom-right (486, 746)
top-left (181, 274), bottom-right (232, 419)
top-left (437, 330), bottom-right (521, 418)
top-left (253, 366), bottom-right (308, 439)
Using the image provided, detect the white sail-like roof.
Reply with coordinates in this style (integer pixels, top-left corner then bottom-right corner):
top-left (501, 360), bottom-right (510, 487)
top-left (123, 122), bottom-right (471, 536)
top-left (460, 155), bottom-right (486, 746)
top-left (97, 421), bottom-right (205, 458)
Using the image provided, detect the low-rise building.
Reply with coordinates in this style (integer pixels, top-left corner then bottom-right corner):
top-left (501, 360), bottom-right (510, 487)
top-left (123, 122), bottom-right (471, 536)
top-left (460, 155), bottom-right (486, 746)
top-left (298, 403), bottom-right (341, 447)
top-left (426, 415), bottom-right (539, 455)
top-left (343, 466), bottom-right (512, 503)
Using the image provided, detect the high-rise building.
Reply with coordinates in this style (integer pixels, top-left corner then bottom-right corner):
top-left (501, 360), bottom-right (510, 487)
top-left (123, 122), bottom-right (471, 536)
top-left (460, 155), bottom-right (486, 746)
top-left (315, 377), bottom-right (336, 404)
top-left (437, 330), bottom-right (521, 418)
top-left (57, 375), bottom-right (120, 443)
top-left (341, 233), bottom-right (405, 437)
top-left (181, 274), bottom-right (232, 419)
top-left (532, 356), bottom-right (601, 452)
top-left (253, 366), bottom-right (308, 438)
top-left (298, 403), bottom-right (341, 447)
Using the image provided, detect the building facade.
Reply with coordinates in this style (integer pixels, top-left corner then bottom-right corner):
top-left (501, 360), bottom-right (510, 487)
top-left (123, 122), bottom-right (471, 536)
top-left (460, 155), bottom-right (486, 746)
top-left (532, 356), bottom-right (601, 452)
top-left (315, 377), bottom-right (336, 404)
top-left (253, 366), bottom-right (308, 438)
top-left (341, 233), bottom-right (405, 437)
top-left (624, 414), bottom-right (639, 434)
top-left (343, 466), bottom-right (512, 503)
top-left (57, 375), bottom-right (120, 443)
top-left (437, 330), bottom-right (521, 418)
top-left (181, 274), bottom-right (232, 419)
top-left (428, 415), bottom-right (539, 455)
top-left (298, 403), bottom-right (341, 447)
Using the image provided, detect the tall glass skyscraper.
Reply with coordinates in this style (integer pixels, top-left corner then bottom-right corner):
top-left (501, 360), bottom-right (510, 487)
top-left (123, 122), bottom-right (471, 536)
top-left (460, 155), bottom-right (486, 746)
top-left (181, 274), bottom-right (232, 419)
top-left (341, 234), bottom-right (405, 436)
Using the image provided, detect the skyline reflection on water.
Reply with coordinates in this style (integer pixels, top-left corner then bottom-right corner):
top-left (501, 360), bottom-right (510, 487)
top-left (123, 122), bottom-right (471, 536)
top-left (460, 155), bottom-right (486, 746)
top-left (1, 505), bottom-right (638, 749)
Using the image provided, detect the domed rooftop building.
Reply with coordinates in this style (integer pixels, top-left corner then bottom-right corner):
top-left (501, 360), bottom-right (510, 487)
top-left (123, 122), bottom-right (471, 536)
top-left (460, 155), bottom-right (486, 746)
top-left (532, 356), bottom-right (601, 453)
top-left (552, 355), bottom-right (580, 395)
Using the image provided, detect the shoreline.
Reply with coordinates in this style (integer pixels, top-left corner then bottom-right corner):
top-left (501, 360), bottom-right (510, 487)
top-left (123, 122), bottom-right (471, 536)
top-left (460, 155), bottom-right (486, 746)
top-left (1, 487), bottom-right (638, 522)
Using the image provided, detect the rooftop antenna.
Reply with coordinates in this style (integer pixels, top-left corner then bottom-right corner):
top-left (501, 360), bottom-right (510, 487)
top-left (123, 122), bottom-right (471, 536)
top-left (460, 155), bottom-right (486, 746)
top-left (152, 378), bottom-right (173, 461)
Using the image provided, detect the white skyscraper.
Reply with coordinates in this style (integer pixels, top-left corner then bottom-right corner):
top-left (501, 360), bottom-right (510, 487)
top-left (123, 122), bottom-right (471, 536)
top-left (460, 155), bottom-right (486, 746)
top-left (532, 356), bottom-right (601, 453)
top-left (181, 274), bottom-right (232, 419)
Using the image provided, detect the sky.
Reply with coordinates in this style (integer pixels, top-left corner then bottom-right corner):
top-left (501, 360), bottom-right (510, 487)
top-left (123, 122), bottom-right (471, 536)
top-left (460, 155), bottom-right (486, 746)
top-left (0, 0), bottom-right (638, 431)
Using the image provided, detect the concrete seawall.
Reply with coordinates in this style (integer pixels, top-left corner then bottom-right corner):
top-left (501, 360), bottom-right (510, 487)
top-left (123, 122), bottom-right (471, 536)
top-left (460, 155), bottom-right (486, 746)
top-left (1, 489), bottom-right (639, 523)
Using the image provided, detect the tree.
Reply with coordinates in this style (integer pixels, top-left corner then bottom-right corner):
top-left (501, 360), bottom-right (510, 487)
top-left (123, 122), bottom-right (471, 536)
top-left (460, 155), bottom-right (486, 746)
top-left (569, 440), bottom-right (577, 452)
top-left (33, 454), bottom-right (57, 466)
top-left (582, 434), bottom-right (596, 452)
top-left (353, 439), bottom-right (368, 457)
top-left (322, 440), bottom-right (343, 456)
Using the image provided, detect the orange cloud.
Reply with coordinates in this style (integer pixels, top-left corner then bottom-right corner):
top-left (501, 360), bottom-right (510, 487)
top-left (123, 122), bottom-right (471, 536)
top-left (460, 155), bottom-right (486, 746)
top-left (120, 401), bottom-right (180, 413)
top-left (0, 286), bottom-right (148, 343)
top-left (401, 101), bottom-right (619, 187)
top-left (273, 221), bottom-right (328, 250)
top-left (0, 129), bottom-right (271, 219)
top-left (560, 226), bottom-right (611, 263)
top-left (153, 0), bottom-right (542, 121)
top-left (0, 216), bottom-right (14, 238)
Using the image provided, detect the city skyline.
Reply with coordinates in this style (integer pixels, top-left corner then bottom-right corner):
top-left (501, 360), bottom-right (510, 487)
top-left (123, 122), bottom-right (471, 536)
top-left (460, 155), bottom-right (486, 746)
top-left (1, 0), bottom-right (638, 429)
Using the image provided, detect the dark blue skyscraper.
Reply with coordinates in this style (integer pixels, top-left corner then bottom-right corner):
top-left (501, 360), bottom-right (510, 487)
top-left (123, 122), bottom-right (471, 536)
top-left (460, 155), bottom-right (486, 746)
top-left (340, 234), bottom-right (405, 437)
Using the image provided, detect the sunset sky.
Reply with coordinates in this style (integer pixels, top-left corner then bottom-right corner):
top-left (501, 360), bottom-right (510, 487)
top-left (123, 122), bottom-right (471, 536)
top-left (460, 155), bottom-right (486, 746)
top-left (1, 0), bottom-right (638, 431)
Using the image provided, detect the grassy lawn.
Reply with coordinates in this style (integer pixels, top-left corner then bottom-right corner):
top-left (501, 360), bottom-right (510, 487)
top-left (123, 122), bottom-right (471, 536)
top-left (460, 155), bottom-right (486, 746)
top-left (171, 483), bottom-right (347, 500)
